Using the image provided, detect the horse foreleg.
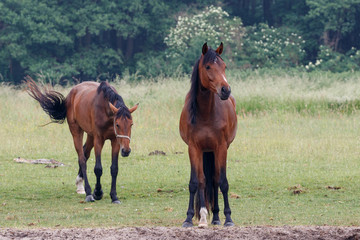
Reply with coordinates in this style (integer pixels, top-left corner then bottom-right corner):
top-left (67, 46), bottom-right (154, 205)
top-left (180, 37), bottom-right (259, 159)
top-left (93, 137), bottom-right (104, 200)
top-left (76, 135), bottom-right (94, 194)
top-left (216, 147), bottom-right (234, 226)
top-left (182, 166), bottom-right (198, 227)
top-left (219, 167), bottom-right (234, 226)
top-left (110, 139), bottom-right (121, 204)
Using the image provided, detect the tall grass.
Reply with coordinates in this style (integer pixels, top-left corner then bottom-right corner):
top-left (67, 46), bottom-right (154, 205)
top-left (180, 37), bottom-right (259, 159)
top-left (1, 70), bottom-right (360, 228)
top-left (229, 69), bottom-right (360, 115)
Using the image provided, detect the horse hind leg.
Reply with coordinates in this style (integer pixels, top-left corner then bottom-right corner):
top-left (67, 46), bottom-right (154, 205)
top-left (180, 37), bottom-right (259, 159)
top-left (203, 152), bottom-right (221, 226)
top-left (211, 170), bottom-right (221, 225)
top-left (198, 207), bottom-right (208, 227)
top-left (76, 175), bottom-right (85, 194)
top-left (76, 135), bottom-right (94, 194)
top-left (75, 138), bottom-right (94, 194)
top-left (70, 123), bottom-right (94, 202)
top-left (219, 167), bottom-right (234, 227)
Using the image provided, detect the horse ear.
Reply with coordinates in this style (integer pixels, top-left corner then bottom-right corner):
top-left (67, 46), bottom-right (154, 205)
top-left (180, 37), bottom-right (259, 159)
top-left (129, 103), bottom-right (139, 113)
top-left (202, 42), bottom-right (208, 55)
top-left (109, 102), bottom-right (119, 114)
top-left (216, 42), bottom-right (223, 55)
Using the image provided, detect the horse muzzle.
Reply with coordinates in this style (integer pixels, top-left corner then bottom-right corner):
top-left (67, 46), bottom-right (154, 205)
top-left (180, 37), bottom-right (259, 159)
top-left (219, 86), bottom-right (231, 100)
top-left (121, 148), bottom-right (131, 157)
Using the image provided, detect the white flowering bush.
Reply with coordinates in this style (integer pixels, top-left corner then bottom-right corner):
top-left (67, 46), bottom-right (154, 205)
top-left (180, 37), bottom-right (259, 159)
top-left (164, 5), bottom-right (244, 72)
top-left (241, 23), bottom-right (306, 68)
top-left (305, 45), bottom-right (360, 72)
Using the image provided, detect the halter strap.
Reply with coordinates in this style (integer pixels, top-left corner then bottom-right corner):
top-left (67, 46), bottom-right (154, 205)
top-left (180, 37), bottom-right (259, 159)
top-left (113, 118), bottom-right (131, 141)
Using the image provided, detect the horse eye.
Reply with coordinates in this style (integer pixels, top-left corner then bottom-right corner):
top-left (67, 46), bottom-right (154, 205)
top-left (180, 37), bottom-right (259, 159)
top-left (116, 124), bottom-right (119, 128)
top-left (206, 65), bottom-right (210, 70)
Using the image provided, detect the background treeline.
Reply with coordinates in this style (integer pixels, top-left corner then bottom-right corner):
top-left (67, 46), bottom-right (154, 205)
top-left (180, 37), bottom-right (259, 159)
top-left (1, 0), bottom-right (360, 84)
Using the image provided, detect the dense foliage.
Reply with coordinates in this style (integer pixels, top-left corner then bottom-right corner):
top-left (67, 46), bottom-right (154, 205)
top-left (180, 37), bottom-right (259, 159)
top-left (1, 0), bottom-right (360, 84)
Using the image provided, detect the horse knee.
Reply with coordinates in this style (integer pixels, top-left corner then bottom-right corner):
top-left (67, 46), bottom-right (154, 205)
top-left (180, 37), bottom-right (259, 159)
top-left (189, 181), bottom-right (198, 193)
top-left (219, 176), bottom-right (229, 193)
top-left (110, 166), bottom-right (118, 176)
top-left (94, 166), bottom-right (102, 177)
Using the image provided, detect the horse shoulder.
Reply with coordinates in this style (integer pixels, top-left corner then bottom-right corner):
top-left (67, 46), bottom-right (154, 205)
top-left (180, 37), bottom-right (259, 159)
top-left (229, 95), bottom-right (236, 109)
top-left (93, 94), bottom-right (112, 129)
top-left (226, 96), bottom-right (237, 146)
top-left (179, 107), bottom-right (190, 145)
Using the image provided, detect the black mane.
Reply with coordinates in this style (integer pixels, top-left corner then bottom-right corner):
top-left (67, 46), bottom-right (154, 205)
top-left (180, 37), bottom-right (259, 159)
top-left (188, 48), bottom-right (220, 124)
top-left (97, 81), bottom-right (131, 119)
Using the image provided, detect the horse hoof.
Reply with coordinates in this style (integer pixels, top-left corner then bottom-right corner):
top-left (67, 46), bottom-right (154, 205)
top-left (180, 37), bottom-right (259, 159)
top-left (224, 221), bottom-right (235, 227)
top-left (211, 220), bottom-right (221, 225)
top-left (77, 189), bottom-right (86, 194)
top-left (85, 195), bottom-right (95, 202)
top-left (112, 200), bottom-right (121, 204)
top-left (93, 190), bottom-right (103, 200)
top-left (182, 221), bottom-right (193, 228)
top-left (198, 222), bottom-right (208, 228)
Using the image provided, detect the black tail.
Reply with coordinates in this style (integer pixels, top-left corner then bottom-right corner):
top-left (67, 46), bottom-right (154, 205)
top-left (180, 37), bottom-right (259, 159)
top-left (25, 77), bottom-right (67, 124)
top-left (195, 152), bottom-right (215, 219)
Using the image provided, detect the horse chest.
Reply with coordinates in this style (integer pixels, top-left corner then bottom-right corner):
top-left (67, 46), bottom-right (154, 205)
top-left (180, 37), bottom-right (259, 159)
top-left (190, 124), bottom-right (224, 150)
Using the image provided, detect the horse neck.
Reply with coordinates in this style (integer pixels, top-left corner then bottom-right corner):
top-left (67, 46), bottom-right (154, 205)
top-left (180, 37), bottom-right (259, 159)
top-left (197, 82), bottom-right (215, 115)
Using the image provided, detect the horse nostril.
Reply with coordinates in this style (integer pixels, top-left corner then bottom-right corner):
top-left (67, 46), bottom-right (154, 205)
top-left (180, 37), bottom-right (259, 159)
top-left (221, 86), bottom-right (230, 94)
top-left (121, 148), bottom-right (131, 157)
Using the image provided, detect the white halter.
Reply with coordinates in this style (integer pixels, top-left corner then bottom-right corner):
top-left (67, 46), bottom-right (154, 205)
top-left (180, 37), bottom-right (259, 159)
top-left (113, 118), bottom-right (131, 141)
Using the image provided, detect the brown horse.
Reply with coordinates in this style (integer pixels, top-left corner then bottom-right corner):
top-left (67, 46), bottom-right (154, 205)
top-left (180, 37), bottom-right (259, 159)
top-left (26, 78), bottom-right (138, 203)
top-left (179, 43), bottom-right (237, 227)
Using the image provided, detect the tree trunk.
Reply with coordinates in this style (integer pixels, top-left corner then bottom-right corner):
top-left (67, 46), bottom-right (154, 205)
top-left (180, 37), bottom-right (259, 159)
top-left (116, 34), bottom-right (123, 51)
top-left (85, 28), bottom-right (91, 48)
top-left (334, 30), bottom-right (341, 52)
top-left (125, 38), bottom-right (134, 60)
top-left (251, 0), bottom-right (256, 17)
top-left (263, 0), bottom-right (273, 26)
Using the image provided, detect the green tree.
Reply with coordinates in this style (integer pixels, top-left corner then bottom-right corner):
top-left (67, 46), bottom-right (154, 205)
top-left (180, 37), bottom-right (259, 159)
top-left (0, 0), bottom-right (174, 83)
top-left (306, 0), bottom-right (360, 52)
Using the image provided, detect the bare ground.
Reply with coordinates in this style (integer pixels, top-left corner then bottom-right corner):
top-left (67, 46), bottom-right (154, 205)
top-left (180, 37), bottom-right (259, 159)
top-left (1, 226), bottom-right (360, 240)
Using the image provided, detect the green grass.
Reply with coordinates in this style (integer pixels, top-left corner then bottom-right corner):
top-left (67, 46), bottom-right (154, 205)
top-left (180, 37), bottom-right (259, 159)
top-left (1, 71), bottom-right (360, 228)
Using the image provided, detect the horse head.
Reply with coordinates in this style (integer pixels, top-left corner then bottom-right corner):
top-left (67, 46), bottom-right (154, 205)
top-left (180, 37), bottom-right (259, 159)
top-left (198, 42), bottom-right (231, 100)
top-left (109, 103), bottom-right (138, 157)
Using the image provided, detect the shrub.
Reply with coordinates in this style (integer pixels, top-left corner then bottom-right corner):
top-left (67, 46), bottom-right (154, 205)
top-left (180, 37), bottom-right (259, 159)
top-left (240, 23), bottom-right (307, 69)
top-left (305, 45), bottom-right (360, 72)
top-left (164, 5), bottom-right (245, 73)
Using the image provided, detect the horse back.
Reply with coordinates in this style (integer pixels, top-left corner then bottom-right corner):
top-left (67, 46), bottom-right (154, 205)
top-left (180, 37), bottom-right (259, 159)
top-left (66, 82), bottom-right (110, 134)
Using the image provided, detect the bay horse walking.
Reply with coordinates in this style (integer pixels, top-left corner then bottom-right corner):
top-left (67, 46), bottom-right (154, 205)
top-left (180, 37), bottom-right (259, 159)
top-left (179, 43), bottom-right (237, 227)
top-left (26, 78), bottom-right (138, 203)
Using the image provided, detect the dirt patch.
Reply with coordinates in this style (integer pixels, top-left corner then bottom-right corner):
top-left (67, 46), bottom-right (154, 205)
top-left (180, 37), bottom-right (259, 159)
top-left (148, 150), bottom-right (166, 156)
top-left (1, 226), bottom-right (360, 239)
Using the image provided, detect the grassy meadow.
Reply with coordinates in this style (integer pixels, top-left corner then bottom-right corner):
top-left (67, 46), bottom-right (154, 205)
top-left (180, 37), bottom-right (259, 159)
top-left (1, 70), bottom-right (360, 228)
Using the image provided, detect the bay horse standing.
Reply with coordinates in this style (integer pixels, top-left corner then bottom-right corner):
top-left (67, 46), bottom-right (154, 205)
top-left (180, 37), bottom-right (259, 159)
top-left (26, 78), bottom-right (138, 203)
top-left (179, 43), bottom-right (237, 227)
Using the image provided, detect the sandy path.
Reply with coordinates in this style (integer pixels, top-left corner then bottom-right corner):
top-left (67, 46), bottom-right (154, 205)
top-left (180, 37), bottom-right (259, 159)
top-left (1, 226), bottom-right (360, 239)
